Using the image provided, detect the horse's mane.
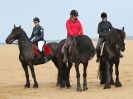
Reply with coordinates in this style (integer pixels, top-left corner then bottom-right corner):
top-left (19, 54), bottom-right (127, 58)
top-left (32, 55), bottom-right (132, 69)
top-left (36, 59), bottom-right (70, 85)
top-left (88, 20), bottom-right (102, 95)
top-left (75, 35), bottom-right (95, 54)
top-left (17, 27), bottom-right (31, 51)
top-left (117, 29), bottom-right (126, 39)
top-left (20, 28), bottom-right (28, 38)
top-left (19, 28), bottom-right (29, 40)
top-left (106, 28), bottom-right (125, 45)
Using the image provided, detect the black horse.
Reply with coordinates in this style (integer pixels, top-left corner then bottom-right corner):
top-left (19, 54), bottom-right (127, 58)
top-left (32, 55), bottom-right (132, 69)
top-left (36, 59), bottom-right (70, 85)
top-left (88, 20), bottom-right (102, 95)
top-left (6, 25), bottom-right (60, 88)
top-left (57, 35), bottom-right (95, 92)
top-left (98, 27), bottom-right (126, 89)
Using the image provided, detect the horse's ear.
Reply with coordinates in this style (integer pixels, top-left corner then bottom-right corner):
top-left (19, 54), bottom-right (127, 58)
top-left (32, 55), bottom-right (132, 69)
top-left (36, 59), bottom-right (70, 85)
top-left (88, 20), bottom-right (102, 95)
top-left (14, 24), bottom-right (16, 28)
top-left (19, 25), bottom-right (21, 28)
top-left (122, 27), bottom-right (124, 31)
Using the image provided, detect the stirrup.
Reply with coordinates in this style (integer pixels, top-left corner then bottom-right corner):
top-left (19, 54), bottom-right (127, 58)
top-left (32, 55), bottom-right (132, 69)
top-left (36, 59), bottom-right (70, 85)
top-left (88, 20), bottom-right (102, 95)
top-left (43, 57), bottom-right (48, 62)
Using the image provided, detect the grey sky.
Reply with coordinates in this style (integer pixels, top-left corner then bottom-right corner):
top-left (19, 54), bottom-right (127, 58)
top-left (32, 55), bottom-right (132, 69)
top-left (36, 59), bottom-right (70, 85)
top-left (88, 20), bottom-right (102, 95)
top-left (0, 0), bottom-right (132, 42)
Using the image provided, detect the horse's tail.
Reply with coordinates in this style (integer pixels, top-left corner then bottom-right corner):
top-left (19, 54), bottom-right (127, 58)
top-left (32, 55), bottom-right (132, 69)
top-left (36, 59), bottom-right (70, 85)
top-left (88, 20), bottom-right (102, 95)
top-left (89, 48), bottom-right (96, 59)
top-left (97, 60), bottom-right (106, 83)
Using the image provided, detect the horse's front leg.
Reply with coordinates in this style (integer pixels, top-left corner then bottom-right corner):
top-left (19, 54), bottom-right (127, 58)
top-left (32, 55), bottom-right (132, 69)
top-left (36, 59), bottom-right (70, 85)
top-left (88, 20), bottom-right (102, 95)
top-left (110, 63), bottom-right (115, 85)
top-left (56, 71), bottom-right (61, 86)
top-left (29, 63), bottom-right (38, 88)
top-left (104, 61), bottom-right (111, 89)
top-left (75, 63), bottom-right (82, 92)
top-left (83, 62), bottom-right (88, 91)
top-left (21, 62), bottom-right (30, 88)
top-left (100, 61), bottom-right (106, 84)
top-left (115, 60), bottom-right (122, 87)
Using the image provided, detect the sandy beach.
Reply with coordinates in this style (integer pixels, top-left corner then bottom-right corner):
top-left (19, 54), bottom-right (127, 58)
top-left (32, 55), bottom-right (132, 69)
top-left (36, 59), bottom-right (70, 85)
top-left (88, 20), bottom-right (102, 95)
top-left (0, 40), bottom-right (133, 99)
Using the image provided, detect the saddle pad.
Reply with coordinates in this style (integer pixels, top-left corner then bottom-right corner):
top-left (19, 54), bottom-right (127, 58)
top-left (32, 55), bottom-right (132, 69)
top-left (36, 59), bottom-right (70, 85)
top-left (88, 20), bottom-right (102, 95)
top-left (100, 42), bottom-right (105, 56)
top-left (32, 44), bottom-right (40, 56)
top-left (43, 44), bottom-right (51, 55)
top-left (32, 44), bottom-right (51, 56)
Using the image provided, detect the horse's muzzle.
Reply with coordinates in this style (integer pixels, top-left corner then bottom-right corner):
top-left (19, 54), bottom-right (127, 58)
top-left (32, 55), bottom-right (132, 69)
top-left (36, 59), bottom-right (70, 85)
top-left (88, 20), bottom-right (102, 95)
top-left (5, 38), bottom-right (14, 44)
top-left (119, 43), bottom-right (125, 52)
top-left (120, 46), bottom-right (125, 52)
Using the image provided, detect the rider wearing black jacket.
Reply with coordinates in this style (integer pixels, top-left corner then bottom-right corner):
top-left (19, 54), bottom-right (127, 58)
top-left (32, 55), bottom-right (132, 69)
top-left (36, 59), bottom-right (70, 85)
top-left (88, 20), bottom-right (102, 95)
top-left (96, 12), bottom-right (113, 62)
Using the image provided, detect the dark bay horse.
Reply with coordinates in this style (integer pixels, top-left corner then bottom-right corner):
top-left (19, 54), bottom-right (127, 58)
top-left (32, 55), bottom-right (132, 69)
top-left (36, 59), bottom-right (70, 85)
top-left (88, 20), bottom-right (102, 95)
top-left (6, 25), bottom-right (60, 88)
top-left (57, 35), bottom-right (95, 92)
top-left (98, 27), bottom-right (126, 89)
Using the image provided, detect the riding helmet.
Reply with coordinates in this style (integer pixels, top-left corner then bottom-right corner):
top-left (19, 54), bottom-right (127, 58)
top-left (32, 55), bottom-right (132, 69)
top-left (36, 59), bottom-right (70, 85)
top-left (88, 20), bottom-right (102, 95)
top-left (33, 17), bottom-right (40, 22)
top-left (70, 10), bottom-right (79, 16)
top-left (101, 12), bottom-right (107, 18)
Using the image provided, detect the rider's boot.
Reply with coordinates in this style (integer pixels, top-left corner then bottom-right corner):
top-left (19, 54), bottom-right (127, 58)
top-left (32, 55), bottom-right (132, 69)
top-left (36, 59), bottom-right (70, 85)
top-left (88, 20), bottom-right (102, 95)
top-left (63, 47), bottom-right (68, 63)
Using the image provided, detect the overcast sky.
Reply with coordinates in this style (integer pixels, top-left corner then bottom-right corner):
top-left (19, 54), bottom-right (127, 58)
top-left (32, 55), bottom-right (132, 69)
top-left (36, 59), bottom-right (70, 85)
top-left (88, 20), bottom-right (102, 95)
top-left (0, 0), bottom-right (132, 42)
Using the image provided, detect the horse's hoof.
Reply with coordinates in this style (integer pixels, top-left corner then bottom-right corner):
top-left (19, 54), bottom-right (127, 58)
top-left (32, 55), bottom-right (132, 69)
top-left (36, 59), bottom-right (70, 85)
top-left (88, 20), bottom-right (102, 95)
top-left (110, 81), bottom-right (115, 85)
top-left (24, 83), bottom-right (30, 88)
top-left (33, 83), bottom-right (39, 88)
top-left (66, 82), bottom-right (71, 88)
top-left (83, 86), bottom-right (88, 91)
top-left (60, 82), bottom-right (65, 88)
top-left (115, 81), bottom-right (122, 87)
top-left (66, 85), bottom-right (71, 89)
top-left (61, 85), bottom-right (65, 88)
top-left (77, 87), bottom-right (82, 92)
top-left (100, 80), bottom-right (106, 85)
top-left (104, 84), bottom-right (111, 89)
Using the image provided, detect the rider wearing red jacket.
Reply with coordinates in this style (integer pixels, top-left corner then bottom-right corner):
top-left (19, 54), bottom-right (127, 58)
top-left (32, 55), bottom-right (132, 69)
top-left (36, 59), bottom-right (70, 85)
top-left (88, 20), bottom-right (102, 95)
top-left (63, 10), bottom-right (84, 62)
top-left (66, 16), bottom-right (83, 37)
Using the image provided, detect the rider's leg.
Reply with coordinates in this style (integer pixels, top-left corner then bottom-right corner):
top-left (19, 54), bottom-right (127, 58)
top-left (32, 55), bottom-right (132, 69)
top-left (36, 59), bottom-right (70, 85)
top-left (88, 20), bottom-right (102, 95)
top-left (63, 37), bottom-right (70, 63)
top-left (96, 38), bottom-right (104, 62)
top-left (38, 41), bottom-right (45, 59)
top-left (38, 41), bottom-right (44, 52)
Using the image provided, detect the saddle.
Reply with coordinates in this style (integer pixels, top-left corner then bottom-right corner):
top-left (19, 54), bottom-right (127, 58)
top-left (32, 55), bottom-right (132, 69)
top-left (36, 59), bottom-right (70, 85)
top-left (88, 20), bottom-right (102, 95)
top-left (32, 43), bottom-right (51, 56)
top-left (62, 37), bottom-right (75, 63)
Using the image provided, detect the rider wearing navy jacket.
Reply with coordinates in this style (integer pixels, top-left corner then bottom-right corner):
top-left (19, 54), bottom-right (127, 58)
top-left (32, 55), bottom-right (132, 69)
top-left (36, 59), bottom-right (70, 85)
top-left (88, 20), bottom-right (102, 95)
top-left (30, 17), bottom-right (45, 53)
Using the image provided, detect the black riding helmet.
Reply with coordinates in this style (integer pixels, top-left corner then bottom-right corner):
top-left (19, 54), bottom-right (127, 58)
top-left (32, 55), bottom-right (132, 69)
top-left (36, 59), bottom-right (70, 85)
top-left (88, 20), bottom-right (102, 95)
top-left (33, 17), bottom-right (40, 22)
top-left (70, 10), bottom-right (79, 16)
top-left (101, 12), bottom-right (107, 18)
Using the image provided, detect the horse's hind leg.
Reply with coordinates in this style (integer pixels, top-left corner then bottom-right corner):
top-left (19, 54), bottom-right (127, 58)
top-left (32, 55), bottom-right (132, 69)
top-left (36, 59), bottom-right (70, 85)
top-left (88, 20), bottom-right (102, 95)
top-left (51, 57), bottom-right (61, 86)
top-left (56, 71), bottom-right (60, 86)
top-left (115, 60), bottom-right (122, 87)
top-left (75, 63), bottom-right (82, 92)
top-left (83, 62), bottom-right (88, 91)
top-left (110, 63), bottom-right (115, 85)
top-left (66, 62), bottom-right (72, 88)
top-left (104, 61), bottom-right (111, 89)
top-left (21, 62), bottom-right (30, 88)
top-left (29, 63), bottom-right (38, 88)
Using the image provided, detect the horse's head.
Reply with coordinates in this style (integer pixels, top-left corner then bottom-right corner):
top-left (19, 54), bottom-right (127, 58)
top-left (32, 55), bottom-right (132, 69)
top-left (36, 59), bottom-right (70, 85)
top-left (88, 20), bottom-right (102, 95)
top-left (107, 27), bottom-right (126, 52)
top-left (6, 25), bottom-right (21, 44)
top-left (116, 27), bottom-right (126, 52)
